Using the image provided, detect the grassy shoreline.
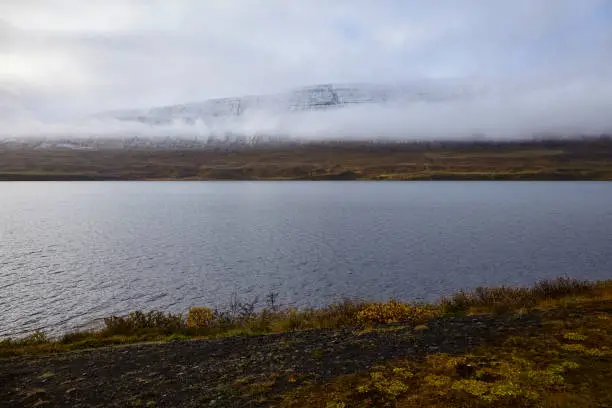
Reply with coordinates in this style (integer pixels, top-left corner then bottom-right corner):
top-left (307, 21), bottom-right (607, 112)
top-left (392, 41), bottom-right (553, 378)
top-left (2, 277), bottom-right (612, 407)
top-left (2, 277), bottom-right (610, 358)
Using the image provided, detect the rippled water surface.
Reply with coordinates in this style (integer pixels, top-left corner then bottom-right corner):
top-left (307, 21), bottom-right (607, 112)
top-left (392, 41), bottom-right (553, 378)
top-left (1, 181), bottom-right (611, 337)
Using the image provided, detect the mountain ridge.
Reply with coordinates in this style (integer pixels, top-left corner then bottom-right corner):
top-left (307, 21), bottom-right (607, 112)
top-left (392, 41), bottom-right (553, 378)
top-left (99, 82), bottom-right (473, 126)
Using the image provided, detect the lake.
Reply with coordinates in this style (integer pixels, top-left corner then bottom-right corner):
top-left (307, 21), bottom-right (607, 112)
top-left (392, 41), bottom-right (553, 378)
top-left (1, 181), bottom-right (611, 337)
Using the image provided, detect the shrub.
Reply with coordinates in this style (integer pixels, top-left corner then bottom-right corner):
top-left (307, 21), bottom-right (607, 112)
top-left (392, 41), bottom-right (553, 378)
top-left (531, 277), bottom-right (593, 299)
top-left (186, 307), bottom-right (215, 329)
top-left (103, 310), bottom-right (185, 335)
top-left (441, 277), bottom-right (601, 314)
top-left (246, 309), bottom-right (274, 332)
top-left (20, 330), bottom-right (49, 345)
top-left (356, 300), bottom-right (439, 325)
top-left (0, 330), bottom-right (49, 347)
top-left (318, 299), bottom-right (366, 327)
top-left (60, 330), bottom-right (99, 344)
top-left (270, 308), bottom-right (306, 332)
top-left (269, 300), bottom-right (367, 332)
top-left (3, 278), bottom-right (609, 358)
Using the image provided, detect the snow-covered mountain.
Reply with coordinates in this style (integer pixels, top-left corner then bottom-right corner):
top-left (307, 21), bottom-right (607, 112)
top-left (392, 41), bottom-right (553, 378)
top-left (100, 82), bottom-right (473, 126)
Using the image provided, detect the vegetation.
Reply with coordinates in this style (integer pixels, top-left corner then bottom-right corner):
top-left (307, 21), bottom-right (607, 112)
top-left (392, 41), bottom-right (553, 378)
top-left (2, 277), bottom-right (612, 407)
top-left (1, 277), bottom-right (610, 359)
top-left (1, 138), bottom-right (612, 180)
top-left (279, 293), bottom-right (612, 407)
top-left (440, 277), bottom-right (599, 314)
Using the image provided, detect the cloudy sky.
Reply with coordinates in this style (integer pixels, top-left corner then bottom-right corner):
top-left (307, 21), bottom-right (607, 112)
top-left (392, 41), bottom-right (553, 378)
top-left (1, 0), bottom-right (612, 130)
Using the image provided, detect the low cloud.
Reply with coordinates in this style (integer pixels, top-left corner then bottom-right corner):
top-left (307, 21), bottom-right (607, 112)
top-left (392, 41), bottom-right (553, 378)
top-left (1, 1), bottom-right (611, 140)
top-left (2, 75), bottom-right (612, 141)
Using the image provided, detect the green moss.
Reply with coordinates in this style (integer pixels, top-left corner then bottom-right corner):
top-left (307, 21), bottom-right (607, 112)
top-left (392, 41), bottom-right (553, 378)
top-left (277, 295), bottom-right (612, 407)
top-left (561, 345), bottom-right (611, 357)
top-left (311, 348), bottom-right (324, 359)
top-left (356, 370), bottom-right (412, 405)
top-left (424, 374), bottom-right (453, 388)
top-left (40, 371), bottom-right (54, 379)
top-left (164, 333), bottom-right (190, 342)
top-left (563, 332), bottom-right (588, 341)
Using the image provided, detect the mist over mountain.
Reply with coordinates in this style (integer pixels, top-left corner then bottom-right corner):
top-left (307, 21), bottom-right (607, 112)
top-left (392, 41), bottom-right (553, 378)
top-left (2, 76), bottom-right (612, 144)
top-left (98, 81), bottom-right (474, 125)
top-left (2, 2), bottom-right (612, 143)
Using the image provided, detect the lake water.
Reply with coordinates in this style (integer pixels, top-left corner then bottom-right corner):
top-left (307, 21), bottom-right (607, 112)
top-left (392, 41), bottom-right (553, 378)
top-left (1, 181), bottom-right (611, 337)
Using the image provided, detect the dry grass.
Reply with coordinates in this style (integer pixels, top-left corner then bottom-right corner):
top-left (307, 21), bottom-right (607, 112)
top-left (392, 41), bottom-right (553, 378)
top-left (356, 300), bottom-right (440, 325)
top-left (441, 277), bottom-right (604, 314)
top-left (2, 278), bottom-right (611, 358)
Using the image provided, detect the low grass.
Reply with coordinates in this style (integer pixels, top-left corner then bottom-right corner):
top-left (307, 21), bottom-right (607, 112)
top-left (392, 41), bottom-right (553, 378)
top-left (1, 277), bottom-right (611, 358)
top-left (440, 277), bottom-right (607, 314)
top-left (278, 295), bottom-right (612, 407)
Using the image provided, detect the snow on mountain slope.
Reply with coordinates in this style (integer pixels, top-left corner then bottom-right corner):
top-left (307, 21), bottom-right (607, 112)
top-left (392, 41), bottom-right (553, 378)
top-left (101, 82), bottom-right (473, 126)
top-left (14, 78), bottom-right (609, 143)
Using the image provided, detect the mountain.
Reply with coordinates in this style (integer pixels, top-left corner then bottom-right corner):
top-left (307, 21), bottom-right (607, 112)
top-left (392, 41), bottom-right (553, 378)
top-left (99, 82), bottom-right (473, 126)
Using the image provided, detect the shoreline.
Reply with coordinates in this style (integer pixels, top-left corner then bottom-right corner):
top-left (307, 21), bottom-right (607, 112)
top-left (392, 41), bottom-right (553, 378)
top-left (2, 278), bottom-right (611, 407)
top-left (2, 277), bottom-right (609, 354)
top-left (1, 174), bottom-right (610, 181)
top-left (2, 139), bottom-right (611, 181)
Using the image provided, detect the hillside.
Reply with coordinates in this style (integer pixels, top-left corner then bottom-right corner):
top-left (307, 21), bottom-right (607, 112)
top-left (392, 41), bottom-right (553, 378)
top-left (0, 139), bottom-right (611, 181)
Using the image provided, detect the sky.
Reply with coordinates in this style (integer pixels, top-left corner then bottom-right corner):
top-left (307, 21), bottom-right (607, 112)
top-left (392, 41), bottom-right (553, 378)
top-left (1, 0), bottom-right (612, 138)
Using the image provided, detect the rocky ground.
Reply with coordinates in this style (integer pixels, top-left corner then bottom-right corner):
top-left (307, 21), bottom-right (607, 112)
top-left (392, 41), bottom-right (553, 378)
top-left (0, 312), bottom-right (546, 408)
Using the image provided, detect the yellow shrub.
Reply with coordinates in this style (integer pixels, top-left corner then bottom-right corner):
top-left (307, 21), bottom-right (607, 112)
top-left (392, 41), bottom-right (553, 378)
top-left (186, 307), bottom-right (215, 328)
top-left (356, 300), bottom-right (438, 325)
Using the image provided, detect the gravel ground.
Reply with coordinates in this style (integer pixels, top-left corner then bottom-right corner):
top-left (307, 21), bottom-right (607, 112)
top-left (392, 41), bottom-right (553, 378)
top-left (0, 313), bottom-right (543, 408)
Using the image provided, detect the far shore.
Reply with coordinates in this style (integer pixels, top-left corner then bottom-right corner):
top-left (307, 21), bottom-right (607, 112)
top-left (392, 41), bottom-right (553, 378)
top-left (1, 138), bottom-right (612, 181)
top-left (1, 173), bottom-right (610, 181)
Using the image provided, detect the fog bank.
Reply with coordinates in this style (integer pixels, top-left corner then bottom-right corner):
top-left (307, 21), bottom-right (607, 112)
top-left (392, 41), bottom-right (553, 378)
top-left (2, 76), bottom-right (612, 142)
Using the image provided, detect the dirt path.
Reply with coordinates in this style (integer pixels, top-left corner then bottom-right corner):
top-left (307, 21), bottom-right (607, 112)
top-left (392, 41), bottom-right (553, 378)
top-left (1, 313), bottom-right (543, 408)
